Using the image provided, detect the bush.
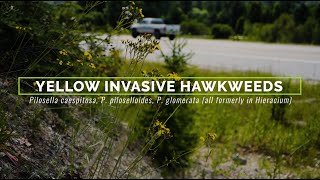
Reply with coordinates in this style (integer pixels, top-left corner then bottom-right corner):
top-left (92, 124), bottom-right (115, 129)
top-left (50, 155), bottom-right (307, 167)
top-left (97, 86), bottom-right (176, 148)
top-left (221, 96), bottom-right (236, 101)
top-left (258, 23), bottom-right (277, 42)
top-left (181, 20), bottom-right (210, 35)
top-left (244, 15), bottom-right (295, 43)
top-left (211, 24), bottom-right (234, 39)
top-left (137, 80), bottom-right (199, 175)
top-left (235, 16), bottom-right (246, 34)
top-left (161, 39), bottom-right (193, 73)
top-left (294, 17), bottom-right (320, 44)
top-left (273, 13), bottom-right (295, 43)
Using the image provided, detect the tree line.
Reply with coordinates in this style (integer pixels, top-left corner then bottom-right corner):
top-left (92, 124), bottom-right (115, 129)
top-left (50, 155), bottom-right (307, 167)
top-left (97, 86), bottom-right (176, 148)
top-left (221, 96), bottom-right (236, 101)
top-left (79, 1), bottom-right (320, 44)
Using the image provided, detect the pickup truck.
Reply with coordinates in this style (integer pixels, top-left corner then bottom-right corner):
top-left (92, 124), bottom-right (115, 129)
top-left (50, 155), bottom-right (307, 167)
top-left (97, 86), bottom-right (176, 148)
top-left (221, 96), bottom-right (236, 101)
top-left (130, 18), bottom-right (180, 40)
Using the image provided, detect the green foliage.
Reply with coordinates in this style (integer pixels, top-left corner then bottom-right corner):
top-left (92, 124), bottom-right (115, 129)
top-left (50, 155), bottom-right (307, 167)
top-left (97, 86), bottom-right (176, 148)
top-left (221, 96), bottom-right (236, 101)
top-left (247, 1), bottom-right (262, 23)
top-left (188, 7), bottom-right (209, 24)
top-left (161, 39), bottom-right (193, 73)
top-left (165, 5), bottom-right (186, 24)
top-left (137, 84), bottom-right (199, 175)
top-left (273, 13), bottom-right (295, 43)
top-left (211, 24), bottom-right (234, 39)
top-left (80, 11), bottom-right (111, 32)
top-left (235, 16), bottom-right (246, 34)
top-left (150, 102), bottom-right (198, 175)
top-left (294, 17), bottom-right (320, 44)
top-left (181, 20), bottom-right (210, 35)
top-left (271, 80), bottom-right (291, 124)
top-left (128, 1), bottom-right (320, 45)
top-left (95, 49), bottom-right (124, 77)
top-left (244, 13), bottom-right (312, 44)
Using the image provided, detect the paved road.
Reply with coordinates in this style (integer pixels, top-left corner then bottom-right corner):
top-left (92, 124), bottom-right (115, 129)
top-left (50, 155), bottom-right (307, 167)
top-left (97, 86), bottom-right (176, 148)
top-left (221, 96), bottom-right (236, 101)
top-left (97, 35), bottom-right (320, 80)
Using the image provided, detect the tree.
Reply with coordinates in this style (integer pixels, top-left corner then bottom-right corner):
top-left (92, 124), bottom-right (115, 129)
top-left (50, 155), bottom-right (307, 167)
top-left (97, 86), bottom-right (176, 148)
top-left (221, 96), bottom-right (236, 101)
top-left (104, 1), bottom-right (127, 28)
top-left (235, 16), bottom-right (246, 34)
top-left (166, 5), bottom-right (186, 24)
top-left (274, 13), bottom-right (296, 43)
top-left (211, 24), bottom-right (234, 39)
top-left (230, 1), bottom-right (246, 29)
top-left (189, 7), bottom-right (209, 24)
top-left (247, 1), bottom-right (262, 23)
top-left (294, 2), bottom-right (309, 24)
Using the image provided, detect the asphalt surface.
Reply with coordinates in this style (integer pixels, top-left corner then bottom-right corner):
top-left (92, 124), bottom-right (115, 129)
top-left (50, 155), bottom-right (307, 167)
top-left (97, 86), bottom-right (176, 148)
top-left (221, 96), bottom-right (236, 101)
top-left (97, 35), bottom-right (320, 80)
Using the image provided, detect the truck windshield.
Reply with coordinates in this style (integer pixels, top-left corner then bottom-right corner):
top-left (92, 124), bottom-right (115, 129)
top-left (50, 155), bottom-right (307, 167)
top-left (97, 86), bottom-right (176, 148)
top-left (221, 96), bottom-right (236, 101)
top-left (151, 19), bottom-right (164, 24)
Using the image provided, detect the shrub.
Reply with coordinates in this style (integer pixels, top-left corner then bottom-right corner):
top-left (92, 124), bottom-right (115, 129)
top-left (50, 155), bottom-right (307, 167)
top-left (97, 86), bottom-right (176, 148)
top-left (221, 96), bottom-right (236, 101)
top-left (259, 23), bottom-right (277, 42)
top-left (180, 20), bottom-right (210, 35)
top-left (161, 39), bottom-right (193, 73)
top-left (137, 75), bottom-right (199, 175)
top-left (235, 16), bottom-right (246, 34)
top-left (211, 24), bottom-right (234, 39)
top-left (273, 13), bottom-right (295, 43)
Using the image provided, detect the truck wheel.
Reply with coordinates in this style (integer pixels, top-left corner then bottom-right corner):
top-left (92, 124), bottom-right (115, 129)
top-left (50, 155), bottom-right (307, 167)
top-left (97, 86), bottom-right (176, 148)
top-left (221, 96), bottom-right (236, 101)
top-left (154, 30), bottom-right (161, 40)
top-left (169, 35), bottom-right (175, 40)
top-left (132, 29), bottom-right (138, 38)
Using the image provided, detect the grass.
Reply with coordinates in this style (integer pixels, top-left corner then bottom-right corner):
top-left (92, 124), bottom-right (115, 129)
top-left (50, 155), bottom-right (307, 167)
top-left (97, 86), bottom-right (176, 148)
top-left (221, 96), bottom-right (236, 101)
top-left (119, 60), bottom-right (320, 178)
top-left (2, 1), bottom-right (319, 178)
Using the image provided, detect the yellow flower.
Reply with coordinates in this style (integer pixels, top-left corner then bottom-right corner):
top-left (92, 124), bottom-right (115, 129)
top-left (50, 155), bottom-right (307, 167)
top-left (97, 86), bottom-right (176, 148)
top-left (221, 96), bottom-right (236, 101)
top-left (59, 60), bottom-right (63, 65)
top-left (200, 136), bottom-right (205, 142)
top-left (33, 82), bottom-right (37, 86)
top-left (77, 59), bottom-right (83, 66)
top-left (208, 133), bottom-right (217, 141)
top-left (59, 49), bottom-right (68, 56)
top-left (97, 96), bottom-right (103, 101)
top-left (154, 120), bottom-right (160, 127)
top-left (89, 63), bottom-right (96, 69)
top-left (167, 72), bottom-right (181, 81)
top-left (155, 44), bottom-right (161, 50)
top-left (84, 51), bottom-right (93, 61)
top-left (129, 1), bottom-right (135, 5)
top-left (154, 120), bottom-right (170, 137)
top-left (139, 8), bottom-right (144, 17)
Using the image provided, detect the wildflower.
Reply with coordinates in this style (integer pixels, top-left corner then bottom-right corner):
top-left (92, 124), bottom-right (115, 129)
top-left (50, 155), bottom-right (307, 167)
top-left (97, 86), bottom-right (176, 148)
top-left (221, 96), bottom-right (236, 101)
top-left (59, 49), bottom-right (68, 56)
top-left (207, 133), bottom-right (217, 141)
top-left (66, 61), bottom-right (71, 66)
top-left (84, 51), bottom-right (93, 61)
top-left (15, 26), bottom-right (24, 31)
top-left (89, 63), bottom-right (96, 69)
top-left (200, 136), bottom-right (205, 142)
top-left (153, 120), bottom-right (171, 137)
top-left (167, 72), bottom-right (181, 81)
top-left (129, 1), bottom-right (135, 5)
top-left (97, 96), bottom-right (103, 101)
top-left (59, 60), bottom-right (63, 65)
top-left (155, 44), bottom-right (161, 50)
top-left (139, 8), bottom-right (144, 18)
top-left (77, 59), bottom-right (83, 66)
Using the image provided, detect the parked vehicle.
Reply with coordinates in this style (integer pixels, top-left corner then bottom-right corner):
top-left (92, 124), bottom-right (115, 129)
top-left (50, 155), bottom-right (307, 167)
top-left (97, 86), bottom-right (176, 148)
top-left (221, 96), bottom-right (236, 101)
top-left (130, 18), bottom-right (180, 40)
